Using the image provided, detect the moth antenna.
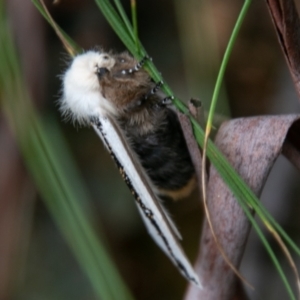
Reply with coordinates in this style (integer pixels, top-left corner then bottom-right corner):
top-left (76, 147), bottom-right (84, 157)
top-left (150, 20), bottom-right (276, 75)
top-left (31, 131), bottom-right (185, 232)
top-left (121, 55), bottom-right (152, 75)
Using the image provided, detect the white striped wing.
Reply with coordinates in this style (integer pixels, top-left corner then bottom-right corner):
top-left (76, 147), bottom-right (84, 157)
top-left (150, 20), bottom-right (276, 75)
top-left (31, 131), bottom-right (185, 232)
top-left (92, 115), bottom-right (201, 288)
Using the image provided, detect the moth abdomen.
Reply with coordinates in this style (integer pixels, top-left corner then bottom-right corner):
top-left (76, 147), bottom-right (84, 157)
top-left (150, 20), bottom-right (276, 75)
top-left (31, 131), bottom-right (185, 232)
top-left (128, 108), bottom-right (196, 200)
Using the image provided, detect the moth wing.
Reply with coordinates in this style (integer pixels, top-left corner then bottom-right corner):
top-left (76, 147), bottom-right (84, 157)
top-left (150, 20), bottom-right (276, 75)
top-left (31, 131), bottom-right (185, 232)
top-left (157, 203), bottom-right (183, 240)
top-left (92, 115), bottom-right (201, 288)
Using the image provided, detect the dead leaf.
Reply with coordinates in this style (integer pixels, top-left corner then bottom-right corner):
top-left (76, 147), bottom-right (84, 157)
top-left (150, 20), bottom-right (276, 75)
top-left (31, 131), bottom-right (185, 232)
top-left (185, 115), bottom-right (300, 300)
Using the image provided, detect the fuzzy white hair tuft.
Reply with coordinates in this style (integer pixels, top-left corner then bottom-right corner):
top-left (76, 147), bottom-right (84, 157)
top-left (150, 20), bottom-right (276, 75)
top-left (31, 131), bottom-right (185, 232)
top-left (60, 50), bottom-right (117, 125)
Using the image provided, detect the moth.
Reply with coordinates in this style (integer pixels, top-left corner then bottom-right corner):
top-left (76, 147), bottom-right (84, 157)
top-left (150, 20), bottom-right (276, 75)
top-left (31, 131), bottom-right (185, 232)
top-left (60, 49), bottom-right (201, 287)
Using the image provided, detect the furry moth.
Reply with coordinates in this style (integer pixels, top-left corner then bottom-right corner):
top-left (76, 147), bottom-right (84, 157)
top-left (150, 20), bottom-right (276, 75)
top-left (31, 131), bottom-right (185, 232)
top-left (60, 49), bottom-right (201, 287)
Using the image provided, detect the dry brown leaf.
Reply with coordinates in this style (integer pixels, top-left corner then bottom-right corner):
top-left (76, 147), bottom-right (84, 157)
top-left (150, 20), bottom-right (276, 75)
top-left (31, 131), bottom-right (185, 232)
top-left (185, 115), bottom-right (300, 300)
top-left (177, 112), bottom-right (203, 188)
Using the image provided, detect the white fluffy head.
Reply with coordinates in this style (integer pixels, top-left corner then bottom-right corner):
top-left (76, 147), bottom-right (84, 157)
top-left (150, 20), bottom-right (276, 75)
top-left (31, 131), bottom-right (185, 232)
top-left (60, 50), bottom-right (117, 125)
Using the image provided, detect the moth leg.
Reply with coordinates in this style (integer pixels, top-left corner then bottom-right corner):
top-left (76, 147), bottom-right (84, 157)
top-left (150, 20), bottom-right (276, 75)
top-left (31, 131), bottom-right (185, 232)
top-left (143, 83), bottom-right (177, 108)
top-left (135, 55), bottom-right (152, 70)
top-left (121, 55), bottom-right (152, 75)
top-left (124, 81), bottom-right (171, 114)
top-left (144, 80), bottom-right (163, 99)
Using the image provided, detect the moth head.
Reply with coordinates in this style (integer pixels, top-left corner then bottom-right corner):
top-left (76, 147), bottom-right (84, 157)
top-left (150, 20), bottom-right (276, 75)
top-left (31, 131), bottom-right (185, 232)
top-left (60, 50), bottom-right (117, 125)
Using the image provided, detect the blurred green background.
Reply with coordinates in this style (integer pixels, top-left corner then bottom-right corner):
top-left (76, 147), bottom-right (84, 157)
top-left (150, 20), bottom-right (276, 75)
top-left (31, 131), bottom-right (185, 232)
top-left (1, 0), bottom-right (300, 299)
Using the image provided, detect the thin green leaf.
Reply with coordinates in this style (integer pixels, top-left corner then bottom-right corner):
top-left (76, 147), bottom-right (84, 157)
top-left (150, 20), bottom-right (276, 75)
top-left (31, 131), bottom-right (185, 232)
top-left (94, 0), bottom-right (137, 55)
top-left (238, 198), bottom-right (296, 300)
top-left (112, 0), bottom-right (136, 42)
top-left (0, 4), bottom-right (134, 300)
top-left (130, 0), bottom-right (140, 54)
top-left (206, 0), bottom-right (252, 133)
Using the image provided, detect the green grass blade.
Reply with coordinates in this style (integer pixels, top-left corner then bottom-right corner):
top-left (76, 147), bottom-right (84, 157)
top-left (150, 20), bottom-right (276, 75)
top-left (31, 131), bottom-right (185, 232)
top-left (112, 0), bottom-right (136, 41)
top-left (130, 0), bottom-right (140, 54)
top-left (206, 0), bottom-right (252, 132)
top-left (94, 0), bottom-right (137, 55)
top-left (0, 4), bottom-right (134, 300)
top-left (238, 199), bottom-right (296, 300)
top-left (32, 119), bottom-right (134, 300)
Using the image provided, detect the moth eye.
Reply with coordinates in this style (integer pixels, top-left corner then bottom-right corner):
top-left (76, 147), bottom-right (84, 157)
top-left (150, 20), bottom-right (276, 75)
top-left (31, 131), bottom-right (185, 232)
top-left (103, 55), bottom-right (109, 60)
top-left (97, 67), bottom-right (109, 77)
